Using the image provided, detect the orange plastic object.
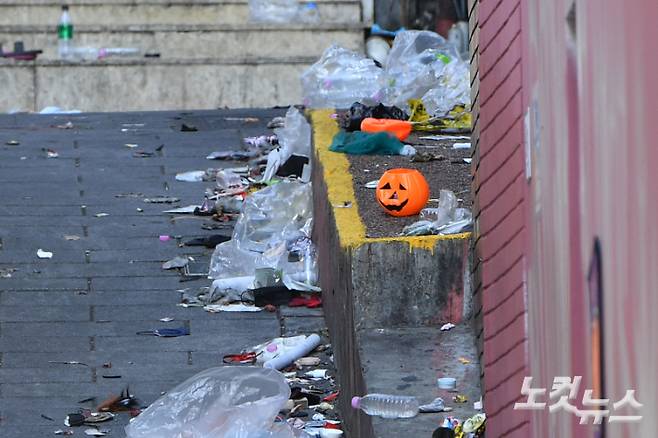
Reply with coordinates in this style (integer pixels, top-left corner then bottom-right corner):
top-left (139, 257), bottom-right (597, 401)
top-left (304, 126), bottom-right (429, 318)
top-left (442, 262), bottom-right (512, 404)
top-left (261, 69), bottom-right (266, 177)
top-left (360, 118), bottom-right (413, 141)
top-left (375, 168), bottom-right (429, 217)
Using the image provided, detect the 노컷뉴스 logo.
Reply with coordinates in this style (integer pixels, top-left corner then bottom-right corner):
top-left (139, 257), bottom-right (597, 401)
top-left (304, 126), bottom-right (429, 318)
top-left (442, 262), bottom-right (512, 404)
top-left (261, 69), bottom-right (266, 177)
top-left (514, 376), bottom-right (642, 424)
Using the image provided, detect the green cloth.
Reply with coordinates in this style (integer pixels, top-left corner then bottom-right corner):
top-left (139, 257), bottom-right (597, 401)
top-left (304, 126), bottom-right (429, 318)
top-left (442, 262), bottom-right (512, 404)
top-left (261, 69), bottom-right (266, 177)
top-left (329, 131), bottom-right (404, 155)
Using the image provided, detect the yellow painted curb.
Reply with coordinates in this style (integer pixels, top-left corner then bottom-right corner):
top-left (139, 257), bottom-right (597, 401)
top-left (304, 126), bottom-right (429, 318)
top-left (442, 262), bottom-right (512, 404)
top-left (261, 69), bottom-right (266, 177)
top-left (310, 109), bottom-right (471, 252)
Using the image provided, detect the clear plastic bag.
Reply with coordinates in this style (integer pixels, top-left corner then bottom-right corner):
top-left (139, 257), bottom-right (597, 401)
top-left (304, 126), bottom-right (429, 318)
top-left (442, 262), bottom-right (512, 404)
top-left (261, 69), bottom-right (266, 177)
top-left (402, 190), bottom-right (472, 236)
top-left (125, 367), bottom-right (296, 438)
top-left (383, 30), bottom-right (460, 108)
top-left (263, 107), bottom-right (312, 182)
top-left (209, 180), bottom-right (317, 291)
top-left (421, 58), bottom-right (471, 116)
top-left (301, 45), bottom-right (385, 108)
top-left (249, 0), bottom-right (299, 23)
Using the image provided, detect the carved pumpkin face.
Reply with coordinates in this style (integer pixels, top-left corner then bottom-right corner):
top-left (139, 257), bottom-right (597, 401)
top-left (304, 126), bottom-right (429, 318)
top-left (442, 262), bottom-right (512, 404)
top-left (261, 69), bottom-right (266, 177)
top-left (375, 168), bottom-right (429, 217)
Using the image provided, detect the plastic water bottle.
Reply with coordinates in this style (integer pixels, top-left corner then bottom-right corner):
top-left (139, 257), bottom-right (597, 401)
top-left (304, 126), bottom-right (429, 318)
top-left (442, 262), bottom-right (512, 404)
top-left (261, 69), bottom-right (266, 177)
top-left (351, 394), bottom-right (419, 419)
top-left (57, 5), bottom-right (73, 59)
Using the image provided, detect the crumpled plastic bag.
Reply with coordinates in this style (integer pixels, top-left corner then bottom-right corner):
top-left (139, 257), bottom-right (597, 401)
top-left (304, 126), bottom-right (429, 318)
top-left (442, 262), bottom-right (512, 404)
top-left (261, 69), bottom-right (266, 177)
top-left (421, 58), bottom-right (471, 116)
top-left (382, 30), bottom-right (469, 116)
top-left (209, 180), bottom-right (317, 291)
top-left (263, 107), bottom-right (312, 182)
top-left (301, 45), bottom-right (385, 108)
top-left (383, 30), bottom-right (459, 108)
top-left (125, 367), bottom-right (296, 438)
top-left (402, 189), bottom-right (472, 236)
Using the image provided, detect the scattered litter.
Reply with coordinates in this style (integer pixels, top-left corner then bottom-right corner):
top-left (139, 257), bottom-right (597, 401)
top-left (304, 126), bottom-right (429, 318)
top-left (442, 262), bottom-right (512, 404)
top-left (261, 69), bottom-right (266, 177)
top-left (102, 363), bottom-right (112, 369)
top-left (162, 256), bottom-right (189, 270)
top-left (41, 414), bottom-right (55, 421)
top-left (133, 151), bottom-right (154, 158)
top-left (225, 116), bottom-right (259, 123)
top-left (162, 205), bottom-right (199, 214)
top-left (365, 180), bottom-right (379, 189)
top-left (180, 123), bottom-right (197, 132)
top-left (223, 351), bottom-right (258, 364)
top-left (78, 397), bottom-right (96, 403)
top-left (144, 197), bottom-right (180, 204)
top-left (84, 429), bottom-right (107, 436)
top-left (437, 377), bottom-right (457, 390)
top-left (136, 208), bottom-right (143, 212)
top-left (102, 375), bottom-right (122, 379)
top-left (418, 135), bottom-right (470, 141)
top-left (411, 151), bottom-right (446, 162)
top-left (175, 170), bottom-right (205, 182)
top-left (64, 413), bottom-right (86, 427)
top-left (262, 334), bottom-right (322, 370)
top-left (453, 394), bottom-right (468, 403)
top-left (301, 45), bottom-right (384, 108)
top-left (159, 317), bottom-right (174, 322)
top-left (6, 139), bottom-right (20, 145)
top-left (295, 357), bottom-right (322, 367)
top-left (97, 387), bottom-right (139, 412)
top-left (203, 303), bottom-right (263, 313)
top-left (458, 357), bottom-right (471, 365)
top-left (54, 430), bottom-right (74, 436)
top-left (114, 192), bottom-right (143, 198)
top-left (44, 148), bottom-right (59, 158)
top-left (337, 102), bottom-right (408, 132)
top-left (37, 249), bottom-right (54, 259)
top-left (124, 143), bottom-right (139, 148)
top-left (206, 149), bottom-right (260, 161)
top-left (463, 158), bottom-right (472, 164)
top-left (402, 190), bottom-right (472, 236)
top-left (64, 235), bottom-right (81, 241)
top-left (440, 322), bottom-right (455, 331)
top-left (243, 134), bottom-right (278, 148)
top-left (452, 142), bottom-right (471, 149)
top-left (56, 121), bottom-right (75, 129)
top-left (0, 267), bottom-right (17, 278)
top-left (94, 213), bottom-right (109, 218)
top-left (49, 360), bottom-right (88, 366)
top-left (473, 397), bottom-right (483, 410)
top-left (136, 327), bottom-right (190, 337)
top-left (124, 367), bottom-right (294, 438)
top-left (184, 235), bottom-right (231, 248)
top-left (289, 295), bottom-right (322, 308)
top-left (419, 397), bottom-right (445, 413)
top-left (333, 201), bottom-right (352, 208)
top-left (267, 116), bottom-right (285, 129)
top-left (305, 369), bottom-right (329, 379)
top-left (159, 235), bottom-right (171, 242)
top-left (462, 413), bottom-right (486, 433)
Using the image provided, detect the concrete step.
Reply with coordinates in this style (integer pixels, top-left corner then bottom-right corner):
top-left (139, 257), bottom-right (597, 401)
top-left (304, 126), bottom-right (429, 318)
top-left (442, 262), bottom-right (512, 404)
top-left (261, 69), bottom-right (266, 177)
top-left (1, 57), bottom-right (315, 112)
top-left (0, 23), bottom-right (364, 59)
top-left (0, 0), bottom-right (362, 26)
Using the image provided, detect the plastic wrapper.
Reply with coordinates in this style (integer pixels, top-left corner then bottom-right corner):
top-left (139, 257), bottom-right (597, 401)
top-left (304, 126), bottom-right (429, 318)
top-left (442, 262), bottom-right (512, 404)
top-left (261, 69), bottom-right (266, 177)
top-left (383, 31), bottom-right (459, 108)
top-left (301, 45), bottom-right (385, 108)
top-left (263, 107), bottom-right (312, 182)
top-left (421, 58), bottom-right (471, 116)
top-left (402, 190), bottom-right (472, 236)
top-left (125, 367), bottom-right (296, 438)
top-left (249, 0), bottom-right (299, 23)
top-left (209, 181), bottom-right (317, 291)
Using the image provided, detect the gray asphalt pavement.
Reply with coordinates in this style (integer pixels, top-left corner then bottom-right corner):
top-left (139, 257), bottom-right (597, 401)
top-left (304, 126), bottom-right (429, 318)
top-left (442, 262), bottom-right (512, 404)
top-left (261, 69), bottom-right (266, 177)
top-left (0, 109), bottom-right (325, 436)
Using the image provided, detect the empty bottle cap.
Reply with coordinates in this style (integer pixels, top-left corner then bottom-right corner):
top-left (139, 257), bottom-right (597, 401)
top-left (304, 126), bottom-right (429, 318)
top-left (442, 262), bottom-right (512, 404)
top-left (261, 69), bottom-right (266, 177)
top-left (351, 396), bottom-right (361, 409)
